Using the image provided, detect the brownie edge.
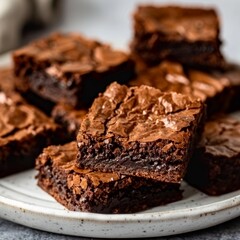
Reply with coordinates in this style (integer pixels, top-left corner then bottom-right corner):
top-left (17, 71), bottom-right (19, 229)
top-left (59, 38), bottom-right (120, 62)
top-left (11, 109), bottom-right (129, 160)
top-left (129, 61), bottom-right (231, 117)
top-left (51, 104), bottom-right (87, 140)
top-left (185, 115), bottom-right (240, 195)
top-left (131, 5), bottom-right (225, 69)
top-left (77, 82), bottom-right (205, 183)
top-left (13, 33), bottom-right (135, 108)
top-left (0, 91), bottom-right (61, 177)
top-left (36, 142), bottom-right (183, 213)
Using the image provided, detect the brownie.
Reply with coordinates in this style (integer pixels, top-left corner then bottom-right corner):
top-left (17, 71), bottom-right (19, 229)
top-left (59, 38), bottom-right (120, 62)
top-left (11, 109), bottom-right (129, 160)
top-left (13, 33), bottom-right (135, 108)
top-left (131, 53), bottom-right (149, 74)
top-left (0, 68), bottom-right (55, 115)
top-left (129, 61), bottom-right (231, 116)
top-left (185, 115), bottom-right (240, 195)
top-left (131, 5), bottom-right (225, 69)
top-left (213, 64), bottom-right (240, 112)
top-left (77, 82), bottom-right (205, 183)
top-left (36, 142), bottom-right (182, 213)
top-left (52, 104), bottom-right (87, 139)
top-left (0, 68), bottom-right (16, 92)
top-left (0, 90), bottom-right (61, 177)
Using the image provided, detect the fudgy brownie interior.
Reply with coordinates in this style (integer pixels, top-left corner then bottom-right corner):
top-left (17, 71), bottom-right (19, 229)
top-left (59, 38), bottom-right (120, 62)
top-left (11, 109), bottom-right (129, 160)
top-left (36, 142), bottom-right (183, 213)
top-left (77, 82), bottom-right (205, 183)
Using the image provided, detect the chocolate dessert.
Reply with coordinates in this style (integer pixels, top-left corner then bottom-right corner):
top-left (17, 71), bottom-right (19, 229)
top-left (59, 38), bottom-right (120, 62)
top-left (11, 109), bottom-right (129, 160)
top-left (131, 5), bottom-right (225, 69)
top-left (77, 82), bottom-right (205, 183)
top-left (36, 142), bottom-right (183, 213)
top-left (13, 33), bottom-right (135, 108)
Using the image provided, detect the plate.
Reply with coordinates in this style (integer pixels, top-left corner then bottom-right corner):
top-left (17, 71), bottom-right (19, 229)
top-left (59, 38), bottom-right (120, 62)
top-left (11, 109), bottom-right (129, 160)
top-left (0, 169), bottom-right (239, 238)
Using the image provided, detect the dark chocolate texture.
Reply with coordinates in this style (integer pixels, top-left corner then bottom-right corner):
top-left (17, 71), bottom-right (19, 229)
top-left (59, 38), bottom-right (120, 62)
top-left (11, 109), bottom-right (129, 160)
top-left (0, 68), bottom-right (16, 92)
top-left (0, 90), bottom-right (61, 177)
top-left (77, 82), bottom-right (205, 183)
top-left (129, 61), bottom-right (231, 116)
top-left (213, 64), bottom-right (240, 112)
top-left (0, 68), bottom-right (55, 115)
top-left (13, 33), bottom-right (135, 107)
top-left (131, 5), bottom-right (225, 69)
top-left (185, 115), bottom-right (240, 195)
top-left (52, 104), bottom-right (87, 139)
top-left (36, 142), bottom-right (182, 213)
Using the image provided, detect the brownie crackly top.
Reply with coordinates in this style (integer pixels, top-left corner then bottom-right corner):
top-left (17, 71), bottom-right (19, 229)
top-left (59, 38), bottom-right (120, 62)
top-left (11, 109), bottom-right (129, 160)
top-left (0, 91), bottom-right (57, 145)
top-left (201, 116), bottom-right (240, 158)
top-left (37, 142), bottom-right (122, 186)
top-left (78, 82), bottom-right (203, 144)
top-left (13, 33), bottom-right (130, 79)
top-left (130, 61), bottom-right (230, 103)
top-left (134, 5), bottom-right (219, 42)
top-left (0, 68), bottom-right (16, 92)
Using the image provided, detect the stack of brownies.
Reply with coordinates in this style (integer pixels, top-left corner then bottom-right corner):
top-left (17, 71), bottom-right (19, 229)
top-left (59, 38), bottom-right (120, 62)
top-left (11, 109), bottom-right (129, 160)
top-left (0, 5), bottom-right (239, 213)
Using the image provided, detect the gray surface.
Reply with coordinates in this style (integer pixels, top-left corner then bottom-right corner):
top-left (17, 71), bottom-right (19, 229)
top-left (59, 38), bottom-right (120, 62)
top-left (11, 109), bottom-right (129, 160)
top-left (1, 0), bottom-right (240, 239)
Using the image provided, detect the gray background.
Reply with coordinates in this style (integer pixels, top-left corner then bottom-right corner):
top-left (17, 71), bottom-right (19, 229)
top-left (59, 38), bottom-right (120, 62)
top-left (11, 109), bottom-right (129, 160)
top-left (0, 0), bottom-right (240, 239)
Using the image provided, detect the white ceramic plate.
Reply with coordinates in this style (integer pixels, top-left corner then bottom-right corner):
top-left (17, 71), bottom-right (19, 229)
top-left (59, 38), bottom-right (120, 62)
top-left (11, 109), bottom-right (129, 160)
top-left (0, 28), bottom-right (240, 237)
top-left (0, 169), bottom-right (239, 238)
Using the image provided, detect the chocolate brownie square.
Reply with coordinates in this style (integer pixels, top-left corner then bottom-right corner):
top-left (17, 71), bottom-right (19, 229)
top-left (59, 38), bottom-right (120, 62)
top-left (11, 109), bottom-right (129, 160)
top-left (185, 115), bottom-right (240, 195)
top-left (0, 67), bottom-right (54, 114)
top-left (13, 33), bottom-right (135, 108)
top-left (131, 5), bottom-right (225, 69)
top-left (129, 61), bottom-right (231, 116)
top-left (213, 64), bottom-right (240, 112)
top-left (0, 90), bottom-right (61, 177)
top-left (77, 82), bottom-right (205, 183)
top-left (52, 104), bottom-right (87, 139)
top-left (36, 142), bottom-right (182, 213)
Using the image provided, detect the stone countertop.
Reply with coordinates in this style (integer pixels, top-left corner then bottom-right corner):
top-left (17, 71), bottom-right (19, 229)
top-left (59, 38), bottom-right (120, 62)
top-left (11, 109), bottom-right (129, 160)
top-left (1, 217), bottom-right (239, 240)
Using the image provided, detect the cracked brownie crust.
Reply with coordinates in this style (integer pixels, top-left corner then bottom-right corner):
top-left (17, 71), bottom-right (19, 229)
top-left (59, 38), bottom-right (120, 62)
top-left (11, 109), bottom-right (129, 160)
top-left (129, 61), bottom-right (231, 116)
top-left (52, 104), bottom-right (87, 139)
top-left (77, 82), bottom-right (205, 183)
top-left (0, 91), bottom-right (61, 177)
top-left (36, 142), bottom-right (182, 213)
top-left (131, 5), bottom-right (225, 69)
top-left (13, 33), bottom-right (135, 107)
top-left (185, 115), bottom-right (240, 195)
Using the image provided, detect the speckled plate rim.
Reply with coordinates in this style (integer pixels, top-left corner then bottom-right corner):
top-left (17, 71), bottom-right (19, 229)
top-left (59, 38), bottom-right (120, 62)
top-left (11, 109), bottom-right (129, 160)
top-left (0, 190), bottom-right (239, 222)
top-left (0, 54), bottom-right (240, 238)
top-left (0, 184), bottom-right (240, 238)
